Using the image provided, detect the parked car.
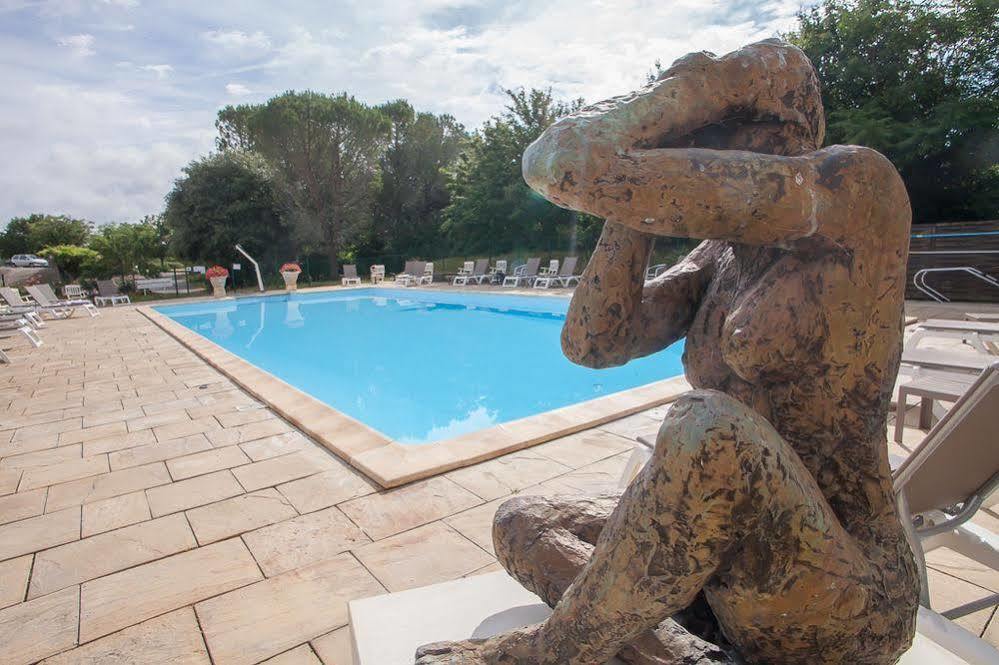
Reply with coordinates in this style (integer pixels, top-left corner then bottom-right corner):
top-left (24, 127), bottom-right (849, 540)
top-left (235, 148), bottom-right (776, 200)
top-left (7, 254), bottom-right (49, 268)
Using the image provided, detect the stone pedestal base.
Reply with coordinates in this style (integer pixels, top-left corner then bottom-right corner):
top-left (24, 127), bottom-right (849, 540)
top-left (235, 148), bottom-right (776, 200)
top-left (348, 572), bottom-right (986, 665)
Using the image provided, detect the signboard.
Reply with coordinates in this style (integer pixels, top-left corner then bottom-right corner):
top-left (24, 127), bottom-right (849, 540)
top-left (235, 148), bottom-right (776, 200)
top-left (232, 263), bottom-right (242, 270)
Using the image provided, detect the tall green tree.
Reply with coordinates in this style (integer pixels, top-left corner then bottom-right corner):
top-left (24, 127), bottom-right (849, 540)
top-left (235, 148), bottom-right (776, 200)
top-left (788, 0), bottom-right (999, 221)
top-left (0, 214), bottom-right (92, 257)
top-left (442, 88), bottom-right (601, 254)
top-left (369, 100), bottom-right (466, 258)
top-left (89, 221), bottom-right (161, 281)
top-left (164, 151), bottom-right (291, 267)
top-left (216, 92), bottom-right (391, 274)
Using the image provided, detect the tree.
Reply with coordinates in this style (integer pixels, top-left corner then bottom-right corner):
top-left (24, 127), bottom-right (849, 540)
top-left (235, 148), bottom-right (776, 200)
top-left (216, 92), bottom-right (391, 275)
top-left (369, 100), bottom-right (466, 258)
top-left (787, 0), bottom-right (999, 221)
top-left (164, 151), bottom-right (291, 267)
top-left (89, 221), bottom-right (161, 281)
top-left (0, 214), bottom-right (92, 257)
top-left (38, 245), bottom-right (102, 281)
top-left (442, 88), bottom-right (601, 254)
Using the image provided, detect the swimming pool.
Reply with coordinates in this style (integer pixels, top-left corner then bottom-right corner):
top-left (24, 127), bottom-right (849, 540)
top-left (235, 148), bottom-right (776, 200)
top-left (154, 288), bottom-right (685, 445)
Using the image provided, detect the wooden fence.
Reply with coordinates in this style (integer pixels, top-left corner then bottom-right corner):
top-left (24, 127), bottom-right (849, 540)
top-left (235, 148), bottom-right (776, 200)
top-left (906, 220), bottom-right (999, 302)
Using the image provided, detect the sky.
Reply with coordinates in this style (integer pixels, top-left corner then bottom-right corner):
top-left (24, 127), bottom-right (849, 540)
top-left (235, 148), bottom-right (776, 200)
top-left (0, 0), bottom-right (809, 226)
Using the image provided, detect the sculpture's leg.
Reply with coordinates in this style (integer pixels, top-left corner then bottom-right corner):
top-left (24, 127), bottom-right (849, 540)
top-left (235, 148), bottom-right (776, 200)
top-left (416, 390), bottom-right (906, 664)
top-left (493, 494), bottom-right (734, 664)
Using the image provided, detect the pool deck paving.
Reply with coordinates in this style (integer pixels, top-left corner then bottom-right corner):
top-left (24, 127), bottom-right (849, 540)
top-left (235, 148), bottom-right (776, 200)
top-left (0, 294), bottom-right (997, 663)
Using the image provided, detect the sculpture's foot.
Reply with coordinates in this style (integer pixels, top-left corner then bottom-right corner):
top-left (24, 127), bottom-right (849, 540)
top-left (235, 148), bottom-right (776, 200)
top-left (414, 624), bottom-right (542, 664)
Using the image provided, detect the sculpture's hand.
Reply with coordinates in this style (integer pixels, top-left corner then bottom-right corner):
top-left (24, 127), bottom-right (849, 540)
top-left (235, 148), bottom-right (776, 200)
top-left (523, 40), bottom-right (824, 212)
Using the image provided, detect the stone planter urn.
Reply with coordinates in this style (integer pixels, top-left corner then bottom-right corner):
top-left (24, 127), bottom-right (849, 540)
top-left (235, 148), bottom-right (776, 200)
top-left (280, 263), bottom-right (302, 292)
top-left (206, 265), bottom-right (229, 298)
top-left (210, 276), bottom-right (227, 297)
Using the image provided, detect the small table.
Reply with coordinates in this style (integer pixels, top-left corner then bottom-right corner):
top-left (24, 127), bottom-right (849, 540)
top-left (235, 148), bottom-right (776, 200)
top-left (894, 371), bottom-right (975, 442)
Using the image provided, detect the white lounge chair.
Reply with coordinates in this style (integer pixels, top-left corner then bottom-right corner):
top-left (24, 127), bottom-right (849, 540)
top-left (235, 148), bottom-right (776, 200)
top-left (370, 265), bottom-right (385, 284)
top-left (909, 319), bottom-right (999, 355)
top-left (646, 263), bottom-right (668, 280)
top-left (63, 284), bottom-right (87, 300)
top-left (894, 362), bottom-right (999, 621)
top-left (1, 286), bottom-right (72, 320)
top-left (485, 260), bottom-right (508, 285)
top-left (0, 316), bottom-right (43, 363)
top-left (342, 264), bottom-right (362, 286)
top-left (534, 257), bottom-right (580, 288)
top-left (394, 261), bottom-right (426, 287)
top-left (539, 259), bottom-right (559, 277)
top-left (93, 279), bottom-right (130, 307)
top-left (418, 262), bottom-right (434, 286)
top-left (26, 284), bottom-right (99, 317)
top-left (453, 259), bottom-right (489, 286)
top-left (502, 258), bottom-right (540, 287)
top-left (902, 348), bottom-right (992, 374)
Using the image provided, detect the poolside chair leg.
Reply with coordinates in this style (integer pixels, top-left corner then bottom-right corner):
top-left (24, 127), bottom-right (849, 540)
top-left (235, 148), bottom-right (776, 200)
top-left (25, 312), bottom-right (45, 329)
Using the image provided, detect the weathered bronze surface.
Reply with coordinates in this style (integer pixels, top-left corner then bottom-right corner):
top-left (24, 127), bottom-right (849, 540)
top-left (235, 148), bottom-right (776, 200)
top-left (416, 40), bottom-right (918, 664)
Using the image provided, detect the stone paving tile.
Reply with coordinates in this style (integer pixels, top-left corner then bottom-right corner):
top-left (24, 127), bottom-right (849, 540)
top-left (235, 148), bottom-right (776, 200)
top-left (928, 567), bottom-right (997, 637)
top-left (80, 406), bottom-right (145, 429)
top-left (232, 451), bottom-right (332, 492)
top-left (81, 429), bottom-right (158, 456)
top-left (339, 476), bottom-right (482, 540)
top-left (0, 555), bottom-right (31, 609)
top-left (215, 408), bottom-right (274, 429)
top-left (311, 626), bottom-right (354, 665)
top-left (596, 411), bottom-right (661, 441)
top-left (1, 444), bottom-right (82, 470)
top-left (243, 506), bottom-right (370, 577)
top-left (276, 462), bottom-right (378, 514)
top-left (0, 585), bottom-right (80, 664)
top-left (0, 486), bottom-right (46, 526)
top-left (240, 431), bottom-right (310, 461)
top-left (0, 468), bottom-right (21, 495)
top-left (19, 454), bottom-right (110, 491)
top-left (0, 506), bottom-right (80, 561)
top-left (152, 416), bottom-right (221, 443)
top-left (166, 445), bottom-right (251, 481)
top-left (81, 490), bottom-right (152, 537)
top-left (46, 462), bottom-right (171, 512)
top-left (186, 488), bottom-right (298, 545)
top-left (9, 417), bottom-right (81, 442)
top-left (352, 522), bottom-right (494, 592)
top-left (445, 450), bottom-right (572, 501)
top-left (29, 513), bottom-right (197, 598)
top-left (108, 433), bottom-right (213, 470)
top-left (537, 452), bottom-right (631, 495)
top-left (195, 553), bottom-right (384, 665)
top-left (140, 396), bottom-right (201, 416)
top-left (0, 435), bottom-right (61, 459)
top-left (146, 469), bottom-right (245, 517)
top-left (126, 409), bottom-right (192, 433)
top-left (58, 421), bottom-right (128, 446)
top-left (79, 537), bottom-right (262, 642)
top-left (443, 496), bottom-right (511, 556)
top-left (260, 644), bottom-right (323, 665)
top-left (40, 607), bottom-right (211, 665)
top-left (207, 418), bottom-right (295, 447)
top-left (533, 429), bottom-right (635, 469)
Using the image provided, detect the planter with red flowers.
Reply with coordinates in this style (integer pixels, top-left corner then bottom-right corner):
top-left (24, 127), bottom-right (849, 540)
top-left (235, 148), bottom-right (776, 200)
top-left (206, 265), bottom-right (229, 298)
top-left (280, 262), bottom-right (301, 291)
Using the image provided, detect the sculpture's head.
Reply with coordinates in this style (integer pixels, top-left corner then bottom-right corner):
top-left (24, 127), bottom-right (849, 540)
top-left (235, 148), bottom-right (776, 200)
top-left (523, 40), bottom-right (825, 206)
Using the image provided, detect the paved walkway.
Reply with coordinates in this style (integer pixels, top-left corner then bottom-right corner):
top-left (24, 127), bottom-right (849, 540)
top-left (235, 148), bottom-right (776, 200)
top-left (0, 303), bottom-right (995, 663)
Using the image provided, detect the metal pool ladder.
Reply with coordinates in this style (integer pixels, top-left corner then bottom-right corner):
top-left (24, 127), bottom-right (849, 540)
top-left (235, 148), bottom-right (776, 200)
top-left (234, 244), bottom-right (265, 293)
top-left (913, 267), bottom-right (999, 302)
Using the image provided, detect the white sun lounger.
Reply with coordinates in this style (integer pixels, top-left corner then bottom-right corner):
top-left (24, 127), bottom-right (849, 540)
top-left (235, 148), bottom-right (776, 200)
top-left (342, 264), bottom-right (362, 286)
top-left (394, 261), bottom-right (426, 287)
top-left (909, 319), bottom-right (999, 355)
top-left (26, 284), bottom-right (99, 317)
top-left (0, 316), bottom-right (43, 363)
top-left (502, 258), bottom-right (540, 287)
top-left (901, 348), bottom-right (992, 374)
top-left (94, 279), bottom-right (130, 307)
top-left (534, 257), bottom-right (580, 288)
top-left (1, 286), bottom-right (72, 319)
top-left (453, 259), bottom-right (489, 286)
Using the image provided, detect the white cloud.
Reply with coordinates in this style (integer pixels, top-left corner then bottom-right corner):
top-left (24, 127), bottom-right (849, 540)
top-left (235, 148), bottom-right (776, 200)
top-left (56, 33), bottom-right (95, 56)
top-left (141, 63), bottom-right (173, 78)
top-left (1, 0), bottom-right (815, 225)
top-left (202, 29), bottom-right (272, 57)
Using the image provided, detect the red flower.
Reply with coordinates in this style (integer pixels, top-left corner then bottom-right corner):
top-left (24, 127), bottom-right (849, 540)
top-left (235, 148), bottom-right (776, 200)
top-left (280, 262), bottom-right (302, 273)
top-left (206, 265), bottom-right (229, 279)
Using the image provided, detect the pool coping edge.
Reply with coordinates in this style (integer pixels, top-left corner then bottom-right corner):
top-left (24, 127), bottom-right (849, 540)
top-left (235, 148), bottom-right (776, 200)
top-left (139, 298), bottom-right (690, 488)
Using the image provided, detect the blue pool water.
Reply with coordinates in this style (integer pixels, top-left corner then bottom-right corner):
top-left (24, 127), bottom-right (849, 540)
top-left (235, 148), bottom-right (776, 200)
top-left (155, 289), bottom-right (685, 444)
